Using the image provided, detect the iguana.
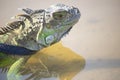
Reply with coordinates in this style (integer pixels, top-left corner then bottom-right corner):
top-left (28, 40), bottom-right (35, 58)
top-left (0, 4), bottom-right (80, 80)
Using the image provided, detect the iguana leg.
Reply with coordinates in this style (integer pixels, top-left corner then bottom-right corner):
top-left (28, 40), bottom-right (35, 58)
top-left (7, 58), bottom-right (25, 80)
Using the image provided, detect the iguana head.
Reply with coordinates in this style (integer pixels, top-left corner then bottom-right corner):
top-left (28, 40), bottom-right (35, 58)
top-left (37, 4), bottom-right (80, 46)
top-left (0, 4), bottom-right (81, 53)
top-left (45, 4), bottom-right (80, 26)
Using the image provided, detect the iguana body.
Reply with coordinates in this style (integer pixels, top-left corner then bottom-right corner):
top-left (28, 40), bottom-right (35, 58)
top-left (0, 4), bottom-right (80, 80)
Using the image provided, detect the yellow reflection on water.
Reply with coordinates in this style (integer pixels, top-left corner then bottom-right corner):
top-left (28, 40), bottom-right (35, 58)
top-left (23, 42), bottom-right (85, 80)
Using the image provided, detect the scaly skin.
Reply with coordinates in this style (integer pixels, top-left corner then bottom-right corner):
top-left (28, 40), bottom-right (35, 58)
top-left (0, 4), bottom-right (80, 80)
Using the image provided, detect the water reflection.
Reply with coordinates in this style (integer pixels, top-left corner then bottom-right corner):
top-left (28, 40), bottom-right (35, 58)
top-left (0, 42), bottom-right (85, 80)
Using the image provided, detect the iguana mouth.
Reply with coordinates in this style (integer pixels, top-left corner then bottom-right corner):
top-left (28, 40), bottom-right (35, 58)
top-left (60, 26), bottom-right (73, 38)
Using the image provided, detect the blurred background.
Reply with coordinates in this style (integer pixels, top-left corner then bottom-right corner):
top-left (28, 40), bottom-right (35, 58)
top-left (0, 0), bottom-right (120, 80)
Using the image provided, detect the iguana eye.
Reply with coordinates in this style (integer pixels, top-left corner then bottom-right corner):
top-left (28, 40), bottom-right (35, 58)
top-left (53, 11), bottom-right (67, 20)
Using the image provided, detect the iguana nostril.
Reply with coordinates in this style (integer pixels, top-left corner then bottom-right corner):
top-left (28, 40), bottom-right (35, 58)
top-left (76, 8), bottom-right (80, 14)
